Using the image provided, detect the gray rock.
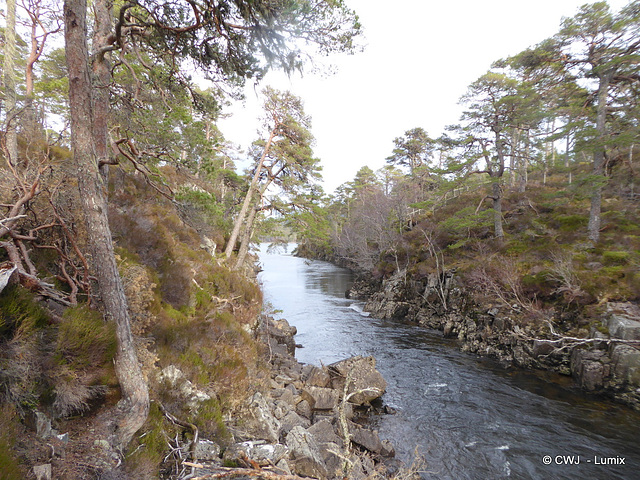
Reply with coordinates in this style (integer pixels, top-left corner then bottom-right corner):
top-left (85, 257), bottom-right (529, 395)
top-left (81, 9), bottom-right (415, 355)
top-left (349, 422), bottom-right (383, 455)
top-left (35, 411), bottom-right (53, 439)
top-left (157, 365), bottom-right (211, 411)
top-left (381, 439), bottom-right (396, 457)
top-left (243, 392), bottom-right (281, 443)
top-left (296, 399), bottom-right (312, 419)
top-left (328, 356), bottom-right (386, 405)
top-left (611, 344), bottom-right (640, 386)
top-left (280, 410), bottom-right (311, 436)
top-left (194, 439), bottom-right (221, 461)
top-left (606, 303), bottom-right (640, 340)
top-left (307, 419), bottom-right (342, 447)
top-left (273, 400), bottom-right (293, 420)
top-left (224, 441), bottom-right (288, 466)
top-left (571, 349), bottom-right (608, 391)
top-left (301, 386), bottom-right (340, 411)
top-left (275, 458), bottom-right (292, 475)
top-left (285, 426), bottom-right (328, 479)
top-left (303, 366), bottom-right (332, 388)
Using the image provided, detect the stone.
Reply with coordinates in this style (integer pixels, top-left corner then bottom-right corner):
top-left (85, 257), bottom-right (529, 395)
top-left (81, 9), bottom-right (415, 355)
top-left (285, 426), bottom-right (328, 479)
top-left (34, 411), bottom-right (53, 439)
top-left (303, 366), bottom-right (332, 388)
top-left (328, 356), bottom-right (386, 405)
top-left (319, 442), bottom-right (345, 479)
top-left (194, 439), bottom-right (221, 461)
top-left (200, 236), bottom-right (217, 256)
top-left (224, 441), bottom-right (288, 466)
top-left (380, 439), bottom-right (396, 457)
top-left (301, 386), bottom-right (340, 411)
top-left (157, 365), bottom-right (211, 410)
top-left (606, 303), bottom-right (640, 341)
top-left (349, 422), bottom-right (383, 455)
top-left (571, 349), bottom-right (608, 391)
top-left (296, 399), bottom-right (312, 419)
top-left (611, 345), bottom-right (640, 386)
top-left (243, 392), bottom-right (281, 443)
top-left (275, 458), bottom-right (292, 475)
top-left (273, 400), bottom-right (293, 420)
top-left (307, 419), bottom-right (342, 447)
top-left (33, 464), bottom-right (51, 480)
top-left (280, 410), bottom-right (311, 436)
top-left (279, 387), bottom-right (296, 407)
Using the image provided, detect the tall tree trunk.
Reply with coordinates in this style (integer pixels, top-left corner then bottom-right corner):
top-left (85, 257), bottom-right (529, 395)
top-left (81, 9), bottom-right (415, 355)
top-left (565, 127), bottom-right (572, 185)
top-left (3, 0), bottom-right (18, 166)
top-left (518, 128), bottom-right (529, 194)
top-left (64, 0), bottom-right (149, 452)
top-left (492, 130), bottom-right (506, 238)
top-left (587, 73), bottom-right (612, 243)
top-left (224, 130), bottom-right (276, 258)
top-left (491, 179), bottom-right (504, 238)
top-left (24, 20), bottom-right (39, 139)
top-left (235, 203), bottom-right (259, 269)
top-left (93, 0), bottom-right (114, 179)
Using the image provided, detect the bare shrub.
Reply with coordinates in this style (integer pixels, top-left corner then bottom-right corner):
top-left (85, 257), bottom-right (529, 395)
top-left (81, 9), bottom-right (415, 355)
top-left (467, 256), bottom-right (540, 317)
top-left (546, 251), bottom-right (586, 303)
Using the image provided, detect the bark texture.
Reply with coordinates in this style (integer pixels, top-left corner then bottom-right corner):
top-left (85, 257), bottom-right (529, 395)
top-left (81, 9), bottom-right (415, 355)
top-left (64, 0), bottom-right (149, 451)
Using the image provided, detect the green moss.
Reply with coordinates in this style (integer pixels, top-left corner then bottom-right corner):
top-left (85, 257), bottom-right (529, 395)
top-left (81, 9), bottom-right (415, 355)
top-left (55, 306), bottom-right (116, 370)
top-left (504, 239), bottom-right (529, 255)
top-left (602, 251), bottom-right (630, 266)
top-left (593, 322), bottom-right (610, 335)
top-left (552, 214), bottom-right (588, 232)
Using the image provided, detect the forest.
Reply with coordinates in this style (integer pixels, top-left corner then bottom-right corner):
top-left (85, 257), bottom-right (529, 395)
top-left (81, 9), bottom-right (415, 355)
top-left (0, 0), bottom-right (639, 478)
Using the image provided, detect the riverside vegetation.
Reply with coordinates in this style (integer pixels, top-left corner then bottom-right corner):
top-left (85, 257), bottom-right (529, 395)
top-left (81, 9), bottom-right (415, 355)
top-left (2, 0), bottom-right (640, 478)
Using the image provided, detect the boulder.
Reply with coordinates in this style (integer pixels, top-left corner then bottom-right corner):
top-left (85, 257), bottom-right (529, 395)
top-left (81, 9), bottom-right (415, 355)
top-left (611, 344), bottom-right (640, 386)
top-left (280, 410), bottom-right (311, 436)
top-left (285, 426), bottom-right (328, 479)
top-left (242, 392), bottom-right (281, 443)
top-left (328, 356), bottom-right (386, 405)
top-left (349, 422), bottom-right (383, 455)
top-left (571, 349), bottom-right (609, 391)
top-left (303, 366), bottom-right (332, 388)
top-left (308, 419), bottom-right (342, 446)
top-left (606, 303), bottom-right (640, 341)
top-left (301, 387), bottom-right (340, 411)
top-left (307, 420), bottom-right (345, 478)
top-left (296, 399), bottom-right (312, 419)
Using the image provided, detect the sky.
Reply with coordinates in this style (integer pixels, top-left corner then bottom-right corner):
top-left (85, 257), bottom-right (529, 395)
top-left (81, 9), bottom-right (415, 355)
top-left (218, 0), bottom-right (630, 194)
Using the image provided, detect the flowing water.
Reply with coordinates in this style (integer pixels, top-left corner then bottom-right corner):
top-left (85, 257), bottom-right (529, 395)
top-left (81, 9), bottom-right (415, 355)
top-left (258, 245), bottom-right (640, 480)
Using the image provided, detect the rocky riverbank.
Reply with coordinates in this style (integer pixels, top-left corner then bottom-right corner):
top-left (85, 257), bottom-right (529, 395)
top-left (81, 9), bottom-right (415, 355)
top-left (159, 315), bottom-right (400, 479)
top-left (349, 269), bottom-right (640, 409)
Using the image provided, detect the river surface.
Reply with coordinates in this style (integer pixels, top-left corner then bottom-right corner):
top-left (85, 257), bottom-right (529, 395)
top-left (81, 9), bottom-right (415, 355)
top-left (257, 245), bottom-right (640, 480)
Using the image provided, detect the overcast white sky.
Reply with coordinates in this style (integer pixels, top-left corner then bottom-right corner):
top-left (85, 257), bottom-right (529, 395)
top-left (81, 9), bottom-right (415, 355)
top-left (218, 0), bottom-right (629, 193)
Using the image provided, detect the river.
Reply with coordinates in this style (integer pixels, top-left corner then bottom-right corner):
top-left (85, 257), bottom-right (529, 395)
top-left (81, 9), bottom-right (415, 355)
top-left (257, 245), bottom-right (640, 480)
